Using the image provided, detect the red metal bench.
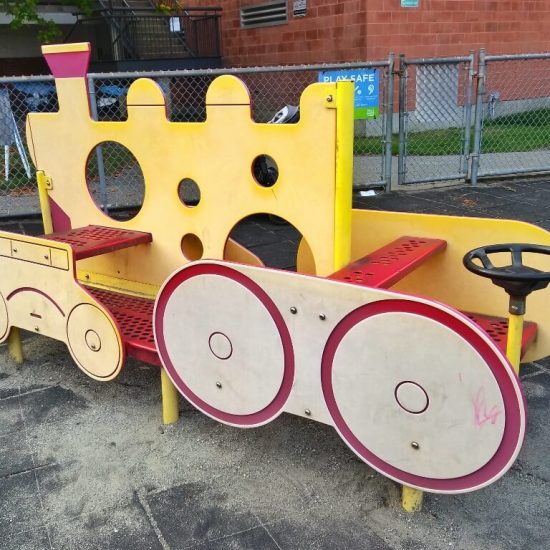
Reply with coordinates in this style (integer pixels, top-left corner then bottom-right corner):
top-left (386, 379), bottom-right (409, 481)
top-left (330, 236), bottom-right (537, 358)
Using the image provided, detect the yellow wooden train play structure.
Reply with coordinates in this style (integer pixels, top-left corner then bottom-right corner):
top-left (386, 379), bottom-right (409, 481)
top-left (1, 43), bottom-right (550, 512)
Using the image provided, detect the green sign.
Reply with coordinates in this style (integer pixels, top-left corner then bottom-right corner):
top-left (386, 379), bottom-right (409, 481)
top-left (401, 0), bottom-right (419, 6)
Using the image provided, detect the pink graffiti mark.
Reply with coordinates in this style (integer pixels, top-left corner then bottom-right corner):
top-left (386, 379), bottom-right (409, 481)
top-left (458, 372), bottom-right (464, 383)
top-left (473, 387), bottom-right (502, 428)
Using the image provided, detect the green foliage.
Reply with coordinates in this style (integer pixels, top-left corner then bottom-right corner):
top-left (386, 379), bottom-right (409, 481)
top-left (0, 0), bottom-right (94, 43)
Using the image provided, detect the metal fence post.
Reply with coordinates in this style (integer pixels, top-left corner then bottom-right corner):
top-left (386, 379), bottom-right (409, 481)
top-left (397, 54), bottom-right (407, 186)
top-left (87, 76), bottom-right (108, 211)
top-left (383, 53), bottom-right (395, 191)
top-left (462, 50), bottom-right (475, 179)
top-left (470, 49), bottom-right (486, 186)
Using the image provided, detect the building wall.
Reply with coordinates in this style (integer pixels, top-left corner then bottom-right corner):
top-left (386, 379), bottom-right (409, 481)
top-left (0, 28), bottom-right (46, 59)
top-left (0, 1), bottom-right (78, 76)
top-left (186, 0), bottom-right (550, 66)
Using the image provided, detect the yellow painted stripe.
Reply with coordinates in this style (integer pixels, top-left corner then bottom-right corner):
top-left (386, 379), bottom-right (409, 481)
top-left (42, 42), bottom-right (90, 55)
top-left (77, 270), bottom-right (160, 299)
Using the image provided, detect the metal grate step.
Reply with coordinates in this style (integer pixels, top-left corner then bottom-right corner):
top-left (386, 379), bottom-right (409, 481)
top-left (43, 225), bottom-right (152, 260)
top-left (86, 286), bottom-right (160, 366)
top-left (330, 236), bottom-right (447, 289)
top-left (464, 312), bottom-right (537, 359)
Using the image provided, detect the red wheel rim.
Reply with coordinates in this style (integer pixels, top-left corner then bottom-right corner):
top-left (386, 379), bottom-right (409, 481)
top-left (321, 299), bottom-right (525, 493)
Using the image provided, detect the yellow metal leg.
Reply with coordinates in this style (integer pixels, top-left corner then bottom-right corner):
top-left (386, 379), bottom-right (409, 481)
top-left (333, 80), bottom-right (354, 273)
top-left (7, 327), bottom-right (24, 364)
top-left (161, 368), bottom-right (179, 425)
top-left (506, 313), bottom-right (524, 376)
top-left (402, 485), bottom-right (424, 512)
top-left (37, 171), bottom-right (53, 234)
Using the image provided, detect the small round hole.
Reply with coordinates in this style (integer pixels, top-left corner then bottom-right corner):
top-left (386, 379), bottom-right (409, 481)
top-left (252, 155), bottom-right (279, 187)
top-left (178, 178), bottom-right (201, 207)
top-left (181, 233), bottom-right (203, 261)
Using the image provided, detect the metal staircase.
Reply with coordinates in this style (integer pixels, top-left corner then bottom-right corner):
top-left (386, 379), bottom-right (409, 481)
top-left (64, 1), bottom-right (222, 70)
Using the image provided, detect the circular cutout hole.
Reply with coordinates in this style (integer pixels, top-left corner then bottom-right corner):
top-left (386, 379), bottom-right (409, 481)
top-left (178, 178), bottom-right (201, 207)
top-left (86, 141), bottom-right (144, 220)
top-left (181, 233), bottom-right (203, 261)
top-left (252, 155), bottom-right (279, 187)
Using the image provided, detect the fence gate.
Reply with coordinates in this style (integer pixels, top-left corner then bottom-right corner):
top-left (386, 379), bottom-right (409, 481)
top-left (398, 53), bottom-right (475, 185)
top-left (471, 51), bottom-right (550, 183)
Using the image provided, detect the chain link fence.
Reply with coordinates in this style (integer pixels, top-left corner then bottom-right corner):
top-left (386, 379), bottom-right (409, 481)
top-left (0, 61), bottom-right (392, 218)
top-left (87, 61), bottom-right (392, 211)
top-left (397, 53), bottom-right (475, 185)
top-left (2, 51), bottom-right (550, 220)
top-left (0, 76), bottom-right (57, 217)
top-left (472, 52), bottom-right (550, 181)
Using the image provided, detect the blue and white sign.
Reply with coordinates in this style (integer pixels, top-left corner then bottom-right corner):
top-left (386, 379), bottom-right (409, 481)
top-left (318, 69), bottom-right (379, 119)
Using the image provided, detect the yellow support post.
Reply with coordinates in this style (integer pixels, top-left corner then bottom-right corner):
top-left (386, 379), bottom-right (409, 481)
top-left (332, 80), bottom-right (354, 272)
top-left (37, 171), bottom-right (53, 234)
top-left (7, 327), bottom-right (24, 364)
top-left (402, 485), bottom-right (424, 512)
top-left (161, 368), bottom-right (179, 425)
top-left (506, 313), bottom-right (524, 376)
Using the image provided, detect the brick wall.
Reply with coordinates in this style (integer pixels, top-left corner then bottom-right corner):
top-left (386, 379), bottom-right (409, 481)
top-left (186, 0), bottom-right (550, 66)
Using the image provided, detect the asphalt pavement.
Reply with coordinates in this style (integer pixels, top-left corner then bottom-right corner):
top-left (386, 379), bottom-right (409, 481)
top-left (1, 178), bottom-right (550, 550)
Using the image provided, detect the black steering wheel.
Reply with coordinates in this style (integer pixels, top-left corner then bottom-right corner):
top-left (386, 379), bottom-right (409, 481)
top-left (463, 243), bottom-right (550, 298)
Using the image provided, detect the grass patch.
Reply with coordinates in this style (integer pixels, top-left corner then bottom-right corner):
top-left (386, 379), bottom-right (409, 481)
top-left (354, 108), bottom-right (550, 156)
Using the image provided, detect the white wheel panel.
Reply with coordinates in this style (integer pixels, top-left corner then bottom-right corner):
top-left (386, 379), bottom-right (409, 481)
top-left (66, 303), bottom-right (123, 381)
top-left (331, 312), bottom-right (505, 479)
top-left (155, 263), bottom-right (294, 427)
top-left (322, 299), bottom-right (526, 493)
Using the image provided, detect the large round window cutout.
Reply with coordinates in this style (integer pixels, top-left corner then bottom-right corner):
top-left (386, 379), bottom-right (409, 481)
top-left (86, 141), bottom-right (145, 220)
top-left (181, 233), bottom-right (204, 261)
top-left (178, 178), bottom-right (201, 207)
top-left (226, 214), bottom-right (307, 271)
top-left (252, 155), bottom-right (279, 187)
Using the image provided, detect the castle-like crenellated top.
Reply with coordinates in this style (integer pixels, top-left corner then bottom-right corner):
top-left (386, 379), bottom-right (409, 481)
top-left (26, 43), bottom-right (354, 287)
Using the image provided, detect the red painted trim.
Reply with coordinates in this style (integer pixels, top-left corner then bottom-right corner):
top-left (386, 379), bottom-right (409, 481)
top-left (0, 293), bottom-right (9, 342)
top-left (44, 49), bottom-right (91, 79)
top-left (321, 299), bottom-right (525, 493)
top-left (48, 197), bottom-right (72, 233)
top-left (127, 343), bottom-right (162, 367)
top-left (6, 287), bottom-right (65, 317)
top-left (154, 262), bottom-right (295, 427)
